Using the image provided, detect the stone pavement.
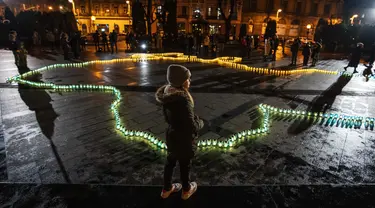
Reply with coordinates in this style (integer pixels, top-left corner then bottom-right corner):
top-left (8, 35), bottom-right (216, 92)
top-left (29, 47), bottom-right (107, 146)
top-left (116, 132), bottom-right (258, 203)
top-left (1, 49), bottom-right (375, 206)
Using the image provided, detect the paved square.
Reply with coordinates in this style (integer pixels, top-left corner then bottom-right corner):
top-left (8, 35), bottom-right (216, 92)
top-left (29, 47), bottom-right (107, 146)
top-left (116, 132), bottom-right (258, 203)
top-left (1, 50), bottom-right (375, 188)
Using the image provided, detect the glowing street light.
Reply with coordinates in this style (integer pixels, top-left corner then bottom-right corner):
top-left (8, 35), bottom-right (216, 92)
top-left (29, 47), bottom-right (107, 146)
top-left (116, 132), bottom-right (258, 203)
top-left (306, 24), bottom-right (312, 39)
top-left (91, 16), bottom-right (96, 21)
top-left (48, 6), bottom-right (53, 10)
top-left (350, 14), bottom-right (358, 25)
top-left (276, 9), bottom-right (282, 20)
top-left (68, 0), bottom-right (76, 15)
top-left (59, 6), bottom-right (63, 9)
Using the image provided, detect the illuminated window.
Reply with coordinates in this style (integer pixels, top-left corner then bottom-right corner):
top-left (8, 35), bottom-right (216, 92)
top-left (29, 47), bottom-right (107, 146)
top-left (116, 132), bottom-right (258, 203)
top-left (310, 3), bottom-right (318, 16)
top-left (114, 6), bottom-right (118, 14)
top-left (80, 6), bottom-right (85, 14)
top-left (95, 6), bottom-right (99, 14)
top-left (217, 8), bottom-right (221, 19)
top-left (208, 7), bottom-right (211, 16)
top-left (124, 6), bottom-right (128, 14)
top-left (182, 6), bottom-right (187, 15)
top-left (324, 4), bottom-right (331, 15)
top-left (295, 1), bottom-right (302, 15)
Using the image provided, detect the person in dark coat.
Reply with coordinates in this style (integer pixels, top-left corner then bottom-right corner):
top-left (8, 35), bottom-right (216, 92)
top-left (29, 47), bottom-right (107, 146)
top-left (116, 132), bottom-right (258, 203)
top-left (109, 30), bottom-right (118, 54)
top-left (271, 35), bottom-right (279, 61)
top-left (61, 34), bottom-right (70, 60)
top-left (101, 31), bottom-right (109, 52)
top-left (156, 64), bottom-right (203, 200)
top-left (310, 40), bottom-right (322, 67)
top-left (344, 43), bottom-right (364, 73)
top-left (302, 42), bottom-right (311, 66)
top-left (290, 38), bottom-right (300, 66)
top-left (93, 30), bottom-right (100, 52)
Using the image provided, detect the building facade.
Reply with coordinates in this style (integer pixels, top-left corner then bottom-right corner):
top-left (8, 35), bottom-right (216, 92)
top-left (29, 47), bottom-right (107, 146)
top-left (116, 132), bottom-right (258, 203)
top-left (175, 0), bottom-right (243, 35)
top-left (242, 0), bottom-right (344, 38)
top-left (74, 0), bottom-right (132, 34)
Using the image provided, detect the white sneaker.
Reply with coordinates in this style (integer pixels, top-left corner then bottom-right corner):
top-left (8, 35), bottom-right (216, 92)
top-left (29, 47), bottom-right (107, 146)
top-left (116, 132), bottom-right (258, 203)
top-left (160, 183), bottom-right (182, 199)
top-left (181, 182), bottom-right (198, 200)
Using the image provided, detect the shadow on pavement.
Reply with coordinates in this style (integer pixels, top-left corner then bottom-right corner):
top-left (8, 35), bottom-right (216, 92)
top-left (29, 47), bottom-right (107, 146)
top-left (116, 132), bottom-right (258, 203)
top-left (287, 74), bottom-right (352, 135)
top-left (17, 66), bottom-right (71, 183)
top-left (27, 50), bottom-right (58, 61)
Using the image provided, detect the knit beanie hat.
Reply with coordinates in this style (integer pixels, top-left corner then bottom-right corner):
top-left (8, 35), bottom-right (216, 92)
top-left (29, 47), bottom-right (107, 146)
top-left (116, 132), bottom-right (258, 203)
top-left (166, 64), bottom-right (191, 87)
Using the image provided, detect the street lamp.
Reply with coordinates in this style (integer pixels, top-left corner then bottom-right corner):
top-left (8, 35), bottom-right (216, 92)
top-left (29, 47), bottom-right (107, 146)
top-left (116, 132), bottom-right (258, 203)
top-left (276, 9), bottom-right (282, 20)
top-left (59, 6), bottom-right (63, 10)
top-left (48, 6), bottom-right (53, 10)
top-left (126, 1), bottom-right (130, 15)
top-left (68, 0), bottom-right (76, 15)
top-left (306, 24), bottom-right (312, 39)
top-left (350, 14), bottom-right (358, 25)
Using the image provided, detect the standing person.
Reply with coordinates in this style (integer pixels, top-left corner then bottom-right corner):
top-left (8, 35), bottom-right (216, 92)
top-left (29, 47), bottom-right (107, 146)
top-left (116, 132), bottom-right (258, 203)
top-left (156, 64), bottom-right (204, 200)
top-left (246, 36), bottom-right (252, 58)
top-left (272, 35), bottom-right (279, 61)
top-left (344, 43), bottom-right (364, 73)
top-left (125, 33), bottom-right (130, 50)
top-left (109, 30), bottom-right (118, 54)
top-left (290, 38), bottom-right (300, 66)
top-left (264, 38), bottom-right (271, 61)
top-left (70, 32), bottom-right (80, 59)
top-left (281, 37), bottom-right (286, 55)
top-left (61, 33), bottom-right (70, 60)
top-left (366, 42), bottom-right (375, 66)
top-left (203, 34), bottom-right (210, 57)
top-left (9, 30), bottom-right (18, 65)
top-left (302, 42), bottom-right (311, 66)
top-left (195, 33), bottom-right (202, 55)
top-left (32, 30), bottom-right (40, 50)
top-left (17, 42), bottom-right (28, 69)
top-left (187, 34), bottom-right (194, 56)
top-left (80, 35), bottom-right (87, 51)
top-left (93, 30), bottom-right (100, 52)
top-left (101, 31), bottom-right (109, 52)
top-left (46, 30), bottom-right (55, 51)
top-left (310, 40), bottom-right (322, 67)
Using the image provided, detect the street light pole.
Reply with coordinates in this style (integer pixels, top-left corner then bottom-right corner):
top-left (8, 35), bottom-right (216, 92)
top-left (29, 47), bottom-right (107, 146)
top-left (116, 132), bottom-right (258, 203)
top-left (276, 9), bottom-right (282, 21)
top-left (68, 0), bottom-right (76, 16)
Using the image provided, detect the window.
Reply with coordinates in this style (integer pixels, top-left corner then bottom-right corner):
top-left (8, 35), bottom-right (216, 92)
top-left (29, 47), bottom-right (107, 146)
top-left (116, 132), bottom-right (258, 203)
top-left (80, 6), bottom-right (85, 14)
top-left (282, 0), bottom-right (288, 12)
top-left (249, 0), bottom-right (257, 11)
top-left (310, 3), bottom-right (318, 16)
top-left (124, 6), bottom-right (128, 14)
top-left (95, 5), bottom-right (99, 14)
top-left (208, 7), bottom-right (211, 16)
top-left (114, 6), bottom-right (118, 14)
top-left (295, 1), bottom-right (302, 15)
top-left (182, 6), bottom-right (187, 15)
top-left (324, 4), bottom-right (331, 16)
top-left (267, 0), bottom-right (274, 12)
top-left (217, 8), bottom-right (221, 19)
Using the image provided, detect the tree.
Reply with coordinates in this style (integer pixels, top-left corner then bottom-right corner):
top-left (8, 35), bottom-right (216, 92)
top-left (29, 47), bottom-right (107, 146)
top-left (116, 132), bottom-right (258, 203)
top-left (161, 0), bottom-right (177, 35)
top-left (264, 20), bottom-right (276, 40)
top-left (132, 0), bottom-right (146, 34)
top-left (217, 0), bottom-right (236, 41)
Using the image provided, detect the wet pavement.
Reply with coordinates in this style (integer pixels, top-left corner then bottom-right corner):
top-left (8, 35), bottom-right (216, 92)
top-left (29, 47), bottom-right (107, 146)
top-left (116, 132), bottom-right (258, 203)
top-left (1, 48), bottom-right (375, 206)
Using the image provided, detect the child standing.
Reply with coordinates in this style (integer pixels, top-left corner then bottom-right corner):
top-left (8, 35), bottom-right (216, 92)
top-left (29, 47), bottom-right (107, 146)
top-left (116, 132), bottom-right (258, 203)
top-left (155, 64), bottom-right (204, 200)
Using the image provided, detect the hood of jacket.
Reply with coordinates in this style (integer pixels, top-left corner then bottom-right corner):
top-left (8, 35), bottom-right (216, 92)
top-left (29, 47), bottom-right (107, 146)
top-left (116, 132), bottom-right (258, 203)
top-left (155, 85), bottom-right (194, 106)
